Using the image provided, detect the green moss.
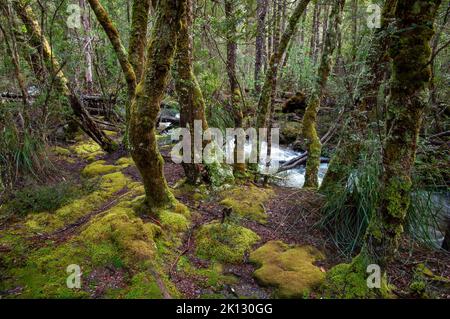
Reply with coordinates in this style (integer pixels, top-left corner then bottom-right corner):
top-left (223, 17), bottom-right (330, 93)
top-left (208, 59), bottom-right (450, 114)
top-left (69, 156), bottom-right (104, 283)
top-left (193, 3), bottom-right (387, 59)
top-left (81, 160), bottom-right (120, 177)
top-left (4, 242), bottom-right (90, 298)
top-left (195, 221), bottom-right (260, 263)
top-left (124, 272), bottom-right (163, 299)
top-left (80, 206), bottom-right (157, 267)
top-left (220, 184), bottom-right (274, 223)
top-left (51, 146), bottom-right (71, 156)
top-left (71, 139), bottom-right (105, 161)
top-left (115, 157), bottom-right (135, 167)
top-left (25, 172), bottom-right (130, 233)
top-left (250, 241), bottom-right (325, 298)
top-left (159, 210), bottom-right (189, 232)
top-left (323, 253), bottom-right (391, 299)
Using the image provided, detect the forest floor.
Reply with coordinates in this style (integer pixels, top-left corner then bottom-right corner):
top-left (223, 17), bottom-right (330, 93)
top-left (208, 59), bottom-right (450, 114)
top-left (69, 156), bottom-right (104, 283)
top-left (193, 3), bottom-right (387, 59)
top-left (0, 132), bottom-right (449, 299)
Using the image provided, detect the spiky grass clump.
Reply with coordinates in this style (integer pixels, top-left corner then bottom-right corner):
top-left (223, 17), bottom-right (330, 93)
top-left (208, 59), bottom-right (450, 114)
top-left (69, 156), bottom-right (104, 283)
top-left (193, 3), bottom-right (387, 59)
top-left (318, 139), bottom-right (381, 256)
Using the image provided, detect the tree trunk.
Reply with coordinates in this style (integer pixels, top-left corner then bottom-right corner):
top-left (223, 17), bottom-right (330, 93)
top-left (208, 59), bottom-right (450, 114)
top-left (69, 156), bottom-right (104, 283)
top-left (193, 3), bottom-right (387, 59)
top-left (365, 0), bottom-right (442, 267)
top-left (129, 0), bottom-right (185, 209)
top-left (173, 0), bottom-right (208, 185)
top-left (256, 0), bottom-right (311, 130)
top-left (224, 0), bottom-right (245, 173)
top-left (87, 0), bottom-right (137, 116)
top-left (79, 0), bottom-right (94, 93)
top-left (254, 0), bottom-right (268, 94)
top-left (128, 0), bottom-right (152, 82)
top-left (320, 0), bottom-right (397, 194)
top-left (302, 0), bottom-right (345, 188)
top-left (12, 0), bottom-right (115, 152)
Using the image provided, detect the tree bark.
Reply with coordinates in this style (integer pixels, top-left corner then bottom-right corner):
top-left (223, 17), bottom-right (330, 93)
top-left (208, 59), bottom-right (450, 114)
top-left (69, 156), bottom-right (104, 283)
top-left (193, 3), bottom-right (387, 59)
top-left (129, 0), bottom-right (185, 209)
top-left (320, 0), bottom-right (396, 194)
top-left (254, 0), bottom-right (268, 94)
top-left (173, 0), bottom-right (208, 185)
top-left (365, 0), bottom-right (442, 267)
top-left (302, 0), bottom-right (345, 188)
top-left (128, 0), bottom-right (152, 82)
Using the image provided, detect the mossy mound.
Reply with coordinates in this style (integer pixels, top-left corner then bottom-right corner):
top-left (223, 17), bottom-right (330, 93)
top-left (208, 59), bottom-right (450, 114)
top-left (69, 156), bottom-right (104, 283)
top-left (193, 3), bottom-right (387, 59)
top-left (82, 160), bottom-right (120, 177)
top-left (220, 184), bottom-right (274, 223)
top-left (323, 253), bottom-right (391, 299)
top-left (51, 146), bottom-right (71, 156)
top-left (80, 206), bottom-right (160, 267)
top-left (25, 172), bottom-right (131, 233)
top-left (159, 210), bottom-right (190, 232)
top-left (195, 221), bottom-right (260, 263)
top-left (115, 157), bottom-right (135, 167)
top-left (71, 139), bottom-right (105, 161)
top-left (250, 241), bottom-right (325, 298)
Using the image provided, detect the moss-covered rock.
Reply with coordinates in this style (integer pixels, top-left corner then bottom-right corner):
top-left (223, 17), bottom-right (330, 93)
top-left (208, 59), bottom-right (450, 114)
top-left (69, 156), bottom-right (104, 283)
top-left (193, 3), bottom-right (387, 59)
top-left (220, 184), bottom-right (274, 223)
top-left (323, 253), bottom-right (391, 299)
top-left (250, 241), bottom-right (325, 298)
top-left (159, 210), bottom-right (189, 232)
top-left (195, 221), bottom-right (260, 263)
top-left (82, 160), bottom-right (120, 177)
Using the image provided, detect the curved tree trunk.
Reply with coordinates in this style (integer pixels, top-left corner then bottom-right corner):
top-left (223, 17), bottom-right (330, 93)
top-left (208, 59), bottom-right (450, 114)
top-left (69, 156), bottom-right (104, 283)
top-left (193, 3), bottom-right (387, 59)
top-left (302, 0), bottom-right (345, 188)
top-left (129, 0), bottom-right (185, 209)
top-left (173, 0), bottom-right (208, 185)
top-left (12, 0), bottom-right (115, 152)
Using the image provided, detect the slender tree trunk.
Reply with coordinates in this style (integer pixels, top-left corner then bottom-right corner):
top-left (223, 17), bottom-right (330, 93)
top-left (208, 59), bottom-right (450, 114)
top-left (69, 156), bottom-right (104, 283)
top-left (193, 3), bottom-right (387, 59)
top-left (0, 4), bottom-right (29, 108)
top-left (12, 0), bottom-right (115, 152)
top-left (256, 0), bottom-right (311, 130)
top-left (320, 0), bottom-right (396, 193)
top-left (129, 0), bottom-right (185, 209)
top-left (350, 0), bottom-right (358, 62)
top-left (302, 0), bottom-right (345, 188)
top-left (224, 0), bottom-right (245, 173)
top-left (173, 0), bottom-right (208, 185)
top-left (254, 0), bottom-right (268, 94)
top-left (79, 0), bottom-right (94, 93)
top-left (87, 0), bottom-right (137, 104)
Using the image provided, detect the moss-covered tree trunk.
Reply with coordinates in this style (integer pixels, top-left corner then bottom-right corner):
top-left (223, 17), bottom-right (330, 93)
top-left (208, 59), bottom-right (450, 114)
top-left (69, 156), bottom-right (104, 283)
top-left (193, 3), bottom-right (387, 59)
top-left (173, 0), bottom-right (208, 185)
top-left (302, 0), bottom-right (345, 188)
top-left (12, 0), bottom-right (115, 152)
top-left (128, 0), bottom-right (152, 82)
top-left (365, 0), bottom-right (441, 267)
top-left (129, 0), bottom-right (185, 209)
top-left (255, 0), bottom-right (310, 130)
top-left (324, 0), bottom-right (442, 298)
top-left (320, 0), bottom-right (396, 194)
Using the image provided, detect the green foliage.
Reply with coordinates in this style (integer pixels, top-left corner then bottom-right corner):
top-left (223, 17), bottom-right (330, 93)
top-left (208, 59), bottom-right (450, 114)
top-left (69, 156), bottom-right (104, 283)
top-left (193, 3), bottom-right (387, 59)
top-left (0, 180), bottom-right (96, 218)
